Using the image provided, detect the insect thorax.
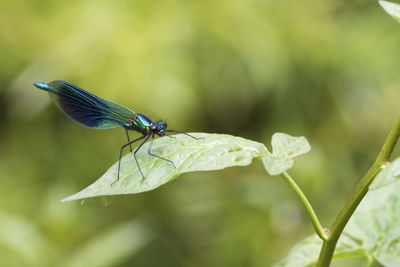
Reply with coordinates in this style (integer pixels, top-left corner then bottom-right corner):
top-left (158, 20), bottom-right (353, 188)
top-left (127, 113), bottom-right (154, 134)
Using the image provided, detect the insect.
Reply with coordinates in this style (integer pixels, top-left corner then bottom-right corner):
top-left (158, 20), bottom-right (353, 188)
top-left (34, 80), bottom-right (199, 185)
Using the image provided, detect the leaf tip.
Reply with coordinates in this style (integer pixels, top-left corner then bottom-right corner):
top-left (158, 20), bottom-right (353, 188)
top-left (60, 194), bottom-right (80, 203)
top-left (379, 0), bottom-right (400, 22)
top-left (60, 197), bottom-right (71, 203)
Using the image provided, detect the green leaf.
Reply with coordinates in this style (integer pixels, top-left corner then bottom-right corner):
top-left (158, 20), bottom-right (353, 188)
top-left (61, 133), bottom-right (311, 202)
top-left (379, 1), bottom-right (400, 23)
top-left (370, 157), bottom-right (400, 190)
top-left (273, 234), bottom-right (364, 267)
top-left (273, 235), bottom-right (322, 267)
top-left (261, 133), bottom-right (311, 175)
top-left (276, 170), bottom-right (400, 266)
top-left (345, 180), bottom-right (400, 266)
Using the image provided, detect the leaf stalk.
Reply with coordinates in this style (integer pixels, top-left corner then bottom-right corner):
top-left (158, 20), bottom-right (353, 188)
top-left (280, 172), bottom-right (327, 240)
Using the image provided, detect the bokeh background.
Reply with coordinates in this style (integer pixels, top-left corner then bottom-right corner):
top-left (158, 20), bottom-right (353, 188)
top-left (0, 0), bottom-right (399, 266)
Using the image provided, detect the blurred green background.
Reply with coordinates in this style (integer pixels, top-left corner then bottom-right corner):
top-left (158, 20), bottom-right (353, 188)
top-left (0, 0), bottom-right (399, 266)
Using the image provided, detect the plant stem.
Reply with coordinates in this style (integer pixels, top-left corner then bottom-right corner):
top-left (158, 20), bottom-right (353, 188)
top-left (363, 253), bottom-right (375, 267)
top-left (280, 172), bottom-right (327, 240)
top-left (316, 117), bottom-right (400, 267)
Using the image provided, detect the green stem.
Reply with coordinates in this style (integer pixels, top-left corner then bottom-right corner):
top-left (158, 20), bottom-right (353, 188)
top-left (363, 253), bottom-right (375, 267)
top-left (280, 172), bottom-right (327, 240)
top-left (316, 116), bottom-right (400, 267)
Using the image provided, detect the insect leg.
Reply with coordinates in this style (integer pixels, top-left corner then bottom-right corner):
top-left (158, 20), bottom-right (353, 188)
top-left (125, 128), bottom-right (132, 152)
top-left (148, 132), bottom-right (176, 168)
top-left (111, 135), bottom-right (145, 186)
top-left (134, 134), bottom-right (151, 182)
top-left (165, 130), bottom-right (204, 140)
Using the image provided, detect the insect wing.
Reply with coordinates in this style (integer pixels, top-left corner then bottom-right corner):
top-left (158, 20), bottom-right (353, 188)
top-left (48, 80), bottom-right (135, 129)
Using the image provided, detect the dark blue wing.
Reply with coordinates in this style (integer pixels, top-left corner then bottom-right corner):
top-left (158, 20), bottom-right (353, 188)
top-left (36, 80), bottom-right (135, 129)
